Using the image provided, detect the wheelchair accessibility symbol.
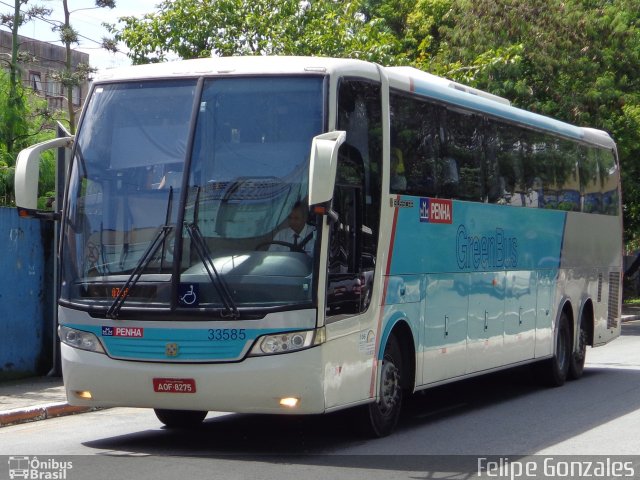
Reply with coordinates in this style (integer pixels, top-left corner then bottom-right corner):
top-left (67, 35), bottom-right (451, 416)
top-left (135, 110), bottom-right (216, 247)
top-left (178, 283), bottom-right (199, 307)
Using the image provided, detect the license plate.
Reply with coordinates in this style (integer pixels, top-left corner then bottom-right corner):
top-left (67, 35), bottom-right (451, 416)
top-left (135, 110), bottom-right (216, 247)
top-left (153, 378), bottom-right (196, 393)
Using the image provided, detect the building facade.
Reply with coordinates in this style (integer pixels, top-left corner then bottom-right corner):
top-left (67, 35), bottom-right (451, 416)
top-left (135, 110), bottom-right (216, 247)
top-left (0, 30), bottom-right (90, 112)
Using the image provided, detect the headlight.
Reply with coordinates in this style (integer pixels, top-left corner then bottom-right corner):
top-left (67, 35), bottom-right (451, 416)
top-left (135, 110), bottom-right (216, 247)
top-left (58, 325), bottom-right (105, 354)
top-left (249, 327), bottom-right (325, 356)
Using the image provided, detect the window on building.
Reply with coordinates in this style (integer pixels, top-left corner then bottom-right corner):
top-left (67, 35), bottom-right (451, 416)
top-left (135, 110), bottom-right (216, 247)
top-left (72, 85), bottom-right (81, 105)
top-left (46, 76), bottom-right (61, 97)
top-left (29, 72), bottom-right (43, 94)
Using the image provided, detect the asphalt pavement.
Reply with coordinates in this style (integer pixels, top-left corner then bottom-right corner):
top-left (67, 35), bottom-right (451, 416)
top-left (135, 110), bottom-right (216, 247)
top-left (1, 305), bottom-right (639, 428)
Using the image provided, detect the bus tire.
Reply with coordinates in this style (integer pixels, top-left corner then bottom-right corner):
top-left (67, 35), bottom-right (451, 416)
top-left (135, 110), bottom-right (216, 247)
top-left (360, 334), bottom-right (403, 437)
top-left (568, 314), bottom-right (588, 380)
top-left (543, 311), bottom-right (572, 387)
top-left (154, 409), bottom-right (207, 428)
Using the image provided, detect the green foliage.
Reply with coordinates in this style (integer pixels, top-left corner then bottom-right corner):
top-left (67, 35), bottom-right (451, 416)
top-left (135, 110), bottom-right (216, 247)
top-left (404, 0), bottom-right (454, 63)
top-left (109, 0), bottom-right (401, 64)
top-left (0, 69), bottom-right (57, 206)
top-left (0, 68), bottom-right (29, 153)
top-left (407, 0), bottom-right (640, 242)
top-left (35, 144), bottom-right (56, 211)
top-left (0, 159), bottom-right (15, 206)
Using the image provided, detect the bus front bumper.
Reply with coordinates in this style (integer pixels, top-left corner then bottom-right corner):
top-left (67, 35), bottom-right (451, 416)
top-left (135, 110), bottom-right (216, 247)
top-left (61, 343), bottom-right (326, 414)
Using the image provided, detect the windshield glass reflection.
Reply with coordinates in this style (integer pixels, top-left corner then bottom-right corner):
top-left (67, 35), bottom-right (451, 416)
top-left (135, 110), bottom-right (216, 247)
top-left (61, 76), bottom-right (324, 313)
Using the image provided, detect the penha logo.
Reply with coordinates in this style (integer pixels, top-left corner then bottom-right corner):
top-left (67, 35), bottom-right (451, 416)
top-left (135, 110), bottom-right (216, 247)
top-left (419, 198), bottom-right (453, 224)
top-left (102, 326), bottom-right (144, 338)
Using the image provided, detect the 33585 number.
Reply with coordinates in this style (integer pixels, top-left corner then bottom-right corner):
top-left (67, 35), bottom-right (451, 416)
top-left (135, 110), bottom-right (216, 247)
top-left (207, 328), bottom-right (246, 341)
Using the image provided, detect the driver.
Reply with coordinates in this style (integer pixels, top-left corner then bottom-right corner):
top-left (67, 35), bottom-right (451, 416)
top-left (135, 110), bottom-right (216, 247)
top-left (269, 201), bottom-right (315, 254)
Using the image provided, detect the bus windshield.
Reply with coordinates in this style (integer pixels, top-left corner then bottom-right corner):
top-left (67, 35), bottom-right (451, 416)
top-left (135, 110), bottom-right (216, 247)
top-left (61, 76), bottom-right (325, 315)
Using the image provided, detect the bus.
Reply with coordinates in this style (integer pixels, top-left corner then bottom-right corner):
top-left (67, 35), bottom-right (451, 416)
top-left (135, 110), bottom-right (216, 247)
top-left (15, 57), bottom-right (622, 437)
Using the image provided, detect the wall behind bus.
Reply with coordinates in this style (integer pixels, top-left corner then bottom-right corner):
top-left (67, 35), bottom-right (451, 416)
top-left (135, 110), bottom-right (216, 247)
top-left (0, 208), bottom-right (54, 380)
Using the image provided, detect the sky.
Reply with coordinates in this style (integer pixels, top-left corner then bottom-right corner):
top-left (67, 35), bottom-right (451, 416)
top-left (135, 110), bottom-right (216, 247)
top-left (2, 0), bottom-right (162, 70)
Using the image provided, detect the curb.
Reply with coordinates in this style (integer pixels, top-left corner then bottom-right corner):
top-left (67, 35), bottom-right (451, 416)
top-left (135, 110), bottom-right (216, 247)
top-left (0, 403), bottom-right (100, 428)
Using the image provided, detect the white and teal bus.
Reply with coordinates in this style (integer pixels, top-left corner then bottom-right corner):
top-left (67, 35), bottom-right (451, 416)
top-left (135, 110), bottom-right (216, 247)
top-left (15, 57), bottom-right (622, 437)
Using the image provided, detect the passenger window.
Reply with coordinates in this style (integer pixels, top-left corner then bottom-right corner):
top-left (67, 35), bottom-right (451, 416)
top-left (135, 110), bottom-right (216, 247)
top-left (579, 146), bottom-right (602, 213)
top-left (390, 91), bottom-right (441, 197)
top-left (599, 149), bottom-right (620, 216)
top-left (442, 109), bottom-right (483, 201)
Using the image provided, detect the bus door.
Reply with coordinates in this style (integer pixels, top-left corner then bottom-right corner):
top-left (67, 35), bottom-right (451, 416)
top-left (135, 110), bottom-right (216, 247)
top-left (321, 78), bottom-right (382, 410)
top-left (326, 148), bottom-right (370, 316)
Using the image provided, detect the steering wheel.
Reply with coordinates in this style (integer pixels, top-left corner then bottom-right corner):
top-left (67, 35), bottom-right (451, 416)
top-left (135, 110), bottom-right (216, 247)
top-left (255, 240), bottom-right (301, 252)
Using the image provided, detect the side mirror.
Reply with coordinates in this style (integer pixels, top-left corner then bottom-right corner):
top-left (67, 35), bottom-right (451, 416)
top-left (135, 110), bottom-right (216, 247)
top-left (308, 131), bottom-right (346, 208)
top-left (15, 136), bottom-right (74, 219)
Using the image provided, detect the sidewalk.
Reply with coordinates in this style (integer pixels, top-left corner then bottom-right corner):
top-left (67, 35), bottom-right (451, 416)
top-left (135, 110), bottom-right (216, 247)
top-left (622, 302), bottom-right (640, 321)
top-left (1, 305), bottom-right (639, 428)
top-left (0, 376), bottom-right (96, 427)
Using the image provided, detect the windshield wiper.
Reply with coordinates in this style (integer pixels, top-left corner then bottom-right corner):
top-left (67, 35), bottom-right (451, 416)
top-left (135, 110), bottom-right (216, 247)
top-left (106, 187), bottom-right (175, 319)
top-left (185, 222), bottom-right (239, 319)
top-left (106, 225), bottom-right (173, 319)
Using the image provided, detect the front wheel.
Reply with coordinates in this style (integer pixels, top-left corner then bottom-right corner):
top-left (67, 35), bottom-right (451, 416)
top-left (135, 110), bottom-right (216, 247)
top-left (154, 409), bottom-right (207, 428)
top-left (360, 334), bottom-right (403, 437)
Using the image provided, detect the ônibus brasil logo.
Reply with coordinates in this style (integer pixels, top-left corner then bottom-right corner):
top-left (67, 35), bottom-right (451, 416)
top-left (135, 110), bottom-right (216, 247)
top-left (8, 456), bottom-right (73, 479)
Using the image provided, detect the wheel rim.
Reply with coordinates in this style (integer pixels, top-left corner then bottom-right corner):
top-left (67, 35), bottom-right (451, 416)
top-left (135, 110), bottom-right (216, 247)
top-left (378, 357), bottom-right (400, 417)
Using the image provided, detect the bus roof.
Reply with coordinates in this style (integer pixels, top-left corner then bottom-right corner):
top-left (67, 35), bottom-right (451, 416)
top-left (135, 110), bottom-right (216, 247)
top-left (92, 56), bottom-right (379, 82)
top-left (92, 56), bottom-right (615, 150)
top-left (384, 66), bottom-right (615, 149)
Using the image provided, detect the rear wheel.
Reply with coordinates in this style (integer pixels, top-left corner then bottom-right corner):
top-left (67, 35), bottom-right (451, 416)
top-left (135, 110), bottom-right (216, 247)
top-left (569, 315), bottom-right (588, 380)
top-left (542, 311), bottom-right (572, 387)
top-left (154, 409), bottom-right (207, 428)
top-left (360, 334), bottom-right (403, 437)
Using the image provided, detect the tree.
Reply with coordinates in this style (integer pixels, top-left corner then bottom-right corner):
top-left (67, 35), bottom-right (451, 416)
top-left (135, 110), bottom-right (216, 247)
top-left (405, 0), bottom-right (640, 242)
top-left (46, 0), bottom-right (116, 134)
top-left (0, 0), bottom-right (60, 206)
top-left (0, 0), bottom-right (52, 155)
top-left (0, 69), bottom-right (57, 206)
top-left (109, 0), bottom-right (400, 65)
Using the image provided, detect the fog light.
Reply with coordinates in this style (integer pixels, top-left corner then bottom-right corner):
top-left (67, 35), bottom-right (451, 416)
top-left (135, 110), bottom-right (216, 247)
top-left (74, 390), bottom-right (93, 400)
top-left (279, 397), bottom-right (299, 408)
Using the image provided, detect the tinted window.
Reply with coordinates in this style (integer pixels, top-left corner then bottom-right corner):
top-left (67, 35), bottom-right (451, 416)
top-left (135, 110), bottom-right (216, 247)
top-left (389, 89), bottom-right (619, 215)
